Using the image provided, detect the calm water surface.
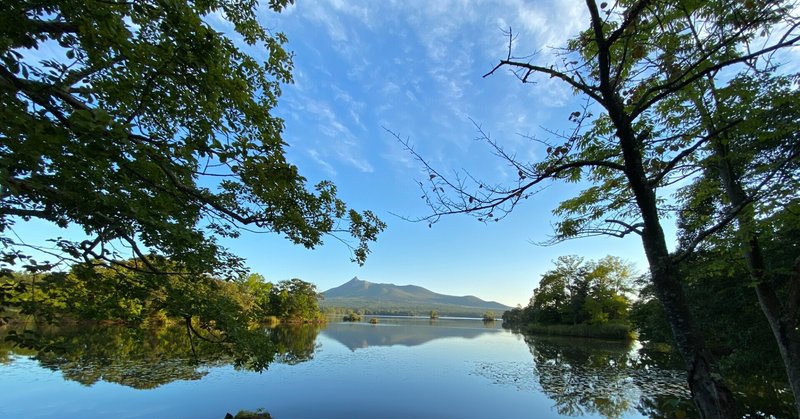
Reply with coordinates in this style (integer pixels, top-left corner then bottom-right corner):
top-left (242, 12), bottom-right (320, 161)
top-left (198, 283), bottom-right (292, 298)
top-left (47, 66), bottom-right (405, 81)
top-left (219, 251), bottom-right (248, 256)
top-left (0, 317), bottom-right (698, 418)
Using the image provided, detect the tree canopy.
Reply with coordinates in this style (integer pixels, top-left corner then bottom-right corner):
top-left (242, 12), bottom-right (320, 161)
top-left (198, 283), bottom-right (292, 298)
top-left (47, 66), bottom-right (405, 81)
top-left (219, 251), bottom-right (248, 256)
top-left (400, 0), bottom-right (799, 416)
top-left (0, 0), bottom-right (385, 285)
top-left (503, 255), bottom-right (634, 328)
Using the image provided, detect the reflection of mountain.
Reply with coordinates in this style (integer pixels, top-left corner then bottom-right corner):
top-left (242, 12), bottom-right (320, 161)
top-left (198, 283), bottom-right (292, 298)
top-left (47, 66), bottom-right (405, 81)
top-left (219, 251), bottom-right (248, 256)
top-left (320, 277), bottom-right (512, 317)
top-left (321, 318), bottom-right (500, 351)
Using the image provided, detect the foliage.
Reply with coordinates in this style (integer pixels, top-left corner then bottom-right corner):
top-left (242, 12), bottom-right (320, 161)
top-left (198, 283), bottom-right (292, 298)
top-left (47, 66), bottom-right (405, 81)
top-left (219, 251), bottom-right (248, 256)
top-left (524, 322), bottom-right (632, 340)
top-left (482, 311), bottom-right (496, 322)
top-left (399, 1), bottom-right (798, 413)
top-left (228, 409), bottom-right (273, 419)
top-left (429, 310), bottom-right (439, 319)
top-left (266, 278), bottom-right (323, 323)
top-left (342, 312), bottom-right (362, 322)
top-left (0, 0), bottom-right (384, 309)
top-left (1, 257), bottom-right (325, 368)
top-left (504, 255), bottom-right (634, 330)
top-left (631, 201), bottom-right (800, 397)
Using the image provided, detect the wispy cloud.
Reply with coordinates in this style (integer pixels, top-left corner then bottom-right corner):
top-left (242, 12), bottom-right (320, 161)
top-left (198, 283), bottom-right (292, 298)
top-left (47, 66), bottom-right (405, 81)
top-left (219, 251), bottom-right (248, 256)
top-left (308, 149), bottom-right (338, 176)
top-left (296, 98), bottom-right (375, 174)
top-left (274, 0), bottom-right (590, 179)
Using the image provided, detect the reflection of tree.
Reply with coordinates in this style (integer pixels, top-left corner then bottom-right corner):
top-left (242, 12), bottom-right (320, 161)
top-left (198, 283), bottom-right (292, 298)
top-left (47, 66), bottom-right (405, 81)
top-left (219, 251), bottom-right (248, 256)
top-left (268, 324), bottom-right (321, 365)
top-left (525, 335), bottom-right (694, 418)
top-left (2, 323), bottom-right (320, 389)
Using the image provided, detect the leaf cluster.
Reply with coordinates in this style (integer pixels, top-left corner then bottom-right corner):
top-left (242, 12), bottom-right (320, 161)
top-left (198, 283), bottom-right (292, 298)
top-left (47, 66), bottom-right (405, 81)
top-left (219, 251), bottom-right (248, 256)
top-left (0, 0), bottom-right (384, 286)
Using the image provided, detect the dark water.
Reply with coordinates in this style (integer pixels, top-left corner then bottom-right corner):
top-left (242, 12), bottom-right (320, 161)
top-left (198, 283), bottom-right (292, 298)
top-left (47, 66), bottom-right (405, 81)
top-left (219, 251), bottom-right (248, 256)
top-left (0, 317), bottom-right (791, 418)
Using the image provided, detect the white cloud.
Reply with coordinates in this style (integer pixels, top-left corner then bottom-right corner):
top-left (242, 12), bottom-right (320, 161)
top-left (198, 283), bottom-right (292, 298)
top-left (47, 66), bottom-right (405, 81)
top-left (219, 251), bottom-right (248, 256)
top-left (300, 99), bottom-right (375, 174)
top-left (308, 149), bottom-right (337, 176)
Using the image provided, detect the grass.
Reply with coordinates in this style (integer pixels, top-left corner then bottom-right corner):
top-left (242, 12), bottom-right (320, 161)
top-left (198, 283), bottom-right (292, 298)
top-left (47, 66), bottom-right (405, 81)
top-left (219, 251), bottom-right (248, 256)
top-left (524, 322), bottom-right (634, 340)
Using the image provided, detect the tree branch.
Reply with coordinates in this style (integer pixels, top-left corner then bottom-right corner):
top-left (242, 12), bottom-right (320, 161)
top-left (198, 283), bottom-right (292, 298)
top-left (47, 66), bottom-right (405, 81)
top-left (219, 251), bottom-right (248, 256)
top-left (633, 27), bottom-right (800, 118)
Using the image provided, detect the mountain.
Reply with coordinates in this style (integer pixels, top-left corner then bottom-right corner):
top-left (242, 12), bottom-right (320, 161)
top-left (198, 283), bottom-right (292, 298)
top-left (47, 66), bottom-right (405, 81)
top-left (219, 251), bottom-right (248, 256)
top-left (320, 277), bottom-right (512, 317)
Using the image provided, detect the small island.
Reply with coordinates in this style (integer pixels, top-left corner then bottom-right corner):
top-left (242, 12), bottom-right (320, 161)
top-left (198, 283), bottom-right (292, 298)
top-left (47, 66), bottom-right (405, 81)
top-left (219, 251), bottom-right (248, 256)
top-left (482, 311), bottom-right (496, 322)
top-left (343, 312), bottom-right (363, 322)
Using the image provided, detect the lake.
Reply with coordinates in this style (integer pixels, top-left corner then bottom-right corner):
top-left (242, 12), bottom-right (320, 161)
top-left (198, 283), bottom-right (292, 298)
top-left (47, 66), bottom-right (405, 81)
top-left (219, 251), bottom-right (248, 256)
top-left (0, 317), bottom-right (788, 418)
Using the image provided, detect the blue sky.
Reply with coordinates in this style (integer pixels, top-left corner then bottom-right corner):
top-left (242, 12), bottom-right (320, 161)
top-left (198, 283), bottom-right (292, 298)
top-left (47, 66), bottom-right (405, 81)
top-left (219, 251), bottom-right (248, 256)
top-left (12, 1), bottom-right (688, 307)
top-left (211, 0), bottom-right (660, 307)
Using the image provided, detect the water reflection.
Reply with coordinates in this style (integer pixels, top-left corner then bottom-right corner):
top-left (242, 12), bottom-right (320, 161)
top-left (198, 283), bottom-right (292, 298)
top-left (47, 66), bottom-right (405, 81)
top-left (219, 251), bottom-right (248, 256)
top-left (1, 322), bottom-right (320, 389)
top-left (322, 317), bottom-right (501, 351)
top-left (527, 335), bottom-right (694, 418)
top-left (2, 319), bottom-right (793, 418)
top-left (472, 333), bottom-right (696, 418)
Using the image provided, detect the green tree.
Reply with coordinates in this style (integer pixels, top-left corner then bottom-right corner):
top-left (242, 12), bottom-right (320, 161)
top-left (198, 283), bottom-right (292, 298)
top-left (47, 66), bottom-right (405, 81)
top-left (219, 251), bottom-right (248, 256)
top-left (664, 58), bottom-right (800, 414)
top-left (0, 0), bottom-right (385, 302)
top-left (528, 256), bottom-right (632, 327)
top-left (630, 209), bottom-right (799, 415)
top-left (237, 273), bottom-right (274, 320)
top-left (268, 278), bottom-right (320, 322)
top-left (399, 1), bottom-right (798, 415)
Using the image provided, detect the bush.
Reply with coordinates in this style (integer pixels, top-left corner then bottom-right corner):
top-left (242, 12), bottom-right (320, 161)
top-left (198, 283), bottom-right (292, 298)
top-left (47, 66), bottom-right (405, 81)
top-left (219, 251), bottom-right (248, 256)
top-left (343, 312), bottom-right (362, 322)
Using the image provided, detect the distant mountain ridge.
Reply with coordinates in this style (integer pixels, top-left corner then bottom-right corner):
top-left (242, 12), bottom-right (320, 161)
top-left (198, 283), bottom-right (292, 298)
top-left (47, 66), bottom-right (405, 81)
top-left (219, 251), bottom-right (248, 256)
top-left (320, 277), bottom-right (512, 317)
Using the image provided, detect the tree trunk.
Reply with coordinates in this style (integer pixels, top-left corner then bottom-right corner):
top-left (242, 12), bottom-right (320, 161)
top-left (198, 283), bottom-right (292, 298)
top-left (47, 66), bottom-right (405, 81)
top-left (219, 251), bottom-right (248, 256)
top-left (584, 2), bottom-right (738, 413)
top-left (713, 139), bottom-right (800, 416)
top-left (754, 276), bottom-right (800, 417)
top-left (640, 226), bottom-right (738, 418)
top-left (609, 99), bottom-right (738, 418)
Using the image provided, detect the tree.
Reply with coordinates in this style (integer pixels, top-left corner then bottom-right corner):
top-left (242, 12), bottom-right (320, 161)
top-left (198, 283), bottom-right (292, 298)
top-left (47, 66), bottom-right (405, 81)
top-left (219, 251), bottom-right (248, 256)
top-left (0, 0), bottom-right (384, 290)
top-left (268, 278), bottom-right (320, 322)
top-left (526, 255), bottom-right (632, 327)
top-left (667, 62), bottom-right (800, 415)
top-left (630, 210), bottom-right (799, 415)
top-left (397, 1), bottom-right (798, 416)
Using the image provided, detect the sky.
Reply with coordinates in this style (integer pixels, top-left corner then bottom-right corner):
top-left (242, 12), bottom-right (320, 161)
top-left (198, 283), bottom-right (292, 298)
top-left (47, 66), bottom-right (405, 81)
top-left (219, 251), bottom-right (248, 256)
top-left (208, 0), bottom-right (658, 307)
top-left (9, 0), bottom-right (699, 308)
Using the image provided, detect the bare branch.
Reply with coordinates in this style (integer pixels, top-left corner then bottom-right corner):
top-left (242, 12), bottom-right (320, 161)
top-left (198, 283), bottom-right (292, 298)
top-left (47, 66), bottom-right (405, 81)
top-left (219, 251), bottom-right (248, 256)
top-left (605, 219), bottom-right (645, 236)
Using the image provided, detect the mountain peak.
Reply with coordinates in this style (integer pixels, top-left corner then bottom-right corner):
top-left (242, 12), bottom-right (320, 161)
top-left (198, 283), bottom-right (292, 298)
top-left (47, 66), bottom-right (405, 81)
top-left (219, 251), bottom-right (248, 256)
top-left (320, 278), bottom-right (511, 317)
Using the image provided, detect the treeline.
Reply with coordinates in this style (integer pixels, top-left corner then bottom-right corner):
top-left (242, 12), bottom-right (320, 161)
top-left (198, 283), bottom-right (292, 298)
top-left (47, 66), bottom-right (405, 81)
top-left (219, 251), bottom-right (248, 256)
top-left (321, 306), bottom-right (496, 318)
top-left (503, 256), bottom-right (635, 340)
top-left (1, 256), bottom-right (324, 340)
